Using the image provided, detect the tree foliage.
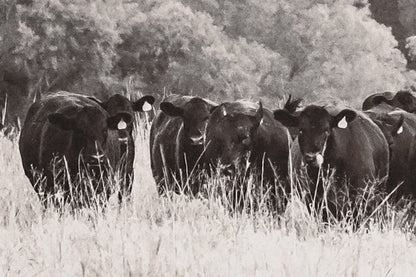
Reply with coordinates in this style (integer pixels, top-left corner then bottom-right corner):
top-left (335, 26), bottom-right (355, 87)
top-left (0, 0), bottom-right (415, 121)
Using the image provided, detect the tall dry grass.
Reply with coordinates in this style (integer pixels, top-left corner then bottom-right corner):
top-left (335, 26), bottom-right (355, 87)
top-left (1, 119), bottom-right (416, 276)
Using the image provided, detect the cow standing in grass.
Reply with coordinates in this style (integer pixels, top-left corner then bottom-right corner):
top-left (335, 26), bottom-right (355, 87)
top-left (19, 91), bottom-right (133, 205)
top-left (274, 101), bottom-right (390, 219)
top-left (90, 93), bottom-right (155, 200)
top-left (363, 95), bottom-right (416, 199)
top-left (150, 94), bottom-right (217, 195)
top-left (364, 108), bottom-right (416, 200)
top-left (203, 101), bottom-right (291, 208)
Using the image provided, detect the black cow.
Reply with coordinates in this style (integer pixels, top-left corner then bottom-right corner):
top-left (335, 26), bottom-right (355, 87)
top-left (363, 99), bottom-right (416, 199)
top-left (363, 90), bottom-right (416, 113)
top-left (362, 91), bottom-right (394, 111)
top-left (204, 101), bottom-right (290, 183)
top-left (274, 101), bottom-right (390, 201)
top-left (19, 91), bottom-right (132, 204)
top-left (90, 93), bottom-right (155, 200)
top-left (150, 94), bottom-right (217, 194)
top-left (405, 135), bottom-right (416, 197)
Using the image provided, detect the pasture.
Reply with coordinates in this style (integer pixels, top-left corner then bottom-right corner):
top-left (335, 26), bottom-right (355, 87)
top-left (1, 118), bottom-right (416, 276)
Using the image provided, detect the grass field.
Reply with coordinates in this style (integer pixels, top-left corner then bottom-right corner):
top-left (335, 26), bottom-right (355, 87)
top-left (1, 121), bottom-right (416, 277)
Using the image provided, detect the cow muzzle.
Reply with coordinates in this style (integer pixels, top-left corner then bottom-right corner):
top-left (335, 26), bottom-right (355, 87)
top-left (118, 136), bottom-right (129, 145)
top-left (189, 134), bottom-right (204, 145)
top-left (304, 152), bottom-right (324, 167)
top-left (87, 153), bottom-right (106, 166)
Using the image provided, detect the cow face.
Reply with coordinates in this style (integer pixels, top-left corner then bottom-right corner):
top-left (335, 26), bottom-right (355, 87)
top-left (274, 106), bottom-right (356, 167)
top-left (372, 90), bottom-right (416, 113)
top-left (91, 94), bottom-right (155, 132)
top-left (205, 103), bottom-right (263, 168)
top-left (48, 106), bottom-right (132, 166)
top-left (160, 98), bottom-right (211, 145)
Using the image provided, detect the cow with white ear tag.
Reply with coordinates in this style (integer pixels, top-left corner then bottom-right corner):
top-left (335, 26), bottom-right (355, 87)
top-left (273, 101), bottom-right (390, 213)
top-left (89, 93), bottom-right (155, 201)
top-left (365, 106), bottom-right (416, 200)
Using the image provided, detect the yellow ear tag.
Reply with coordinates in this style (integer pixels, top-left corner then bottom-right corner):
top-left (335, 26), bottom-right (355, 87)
top-left (338, 116), bottom-right (348, 129)
top-left (118, 119), bottom-right (127, 130)
top-left (142, 101), bottom-right (152, 112)
top-left (397, 126), bottom-right (403, 134)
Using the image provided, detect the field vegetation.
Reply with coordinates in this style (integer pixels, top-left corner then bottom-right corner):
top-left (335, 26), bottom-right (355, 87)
top-left (3, 0), bottom-right (416, 275)
top-left (1, 120), bottom-right (416, 276)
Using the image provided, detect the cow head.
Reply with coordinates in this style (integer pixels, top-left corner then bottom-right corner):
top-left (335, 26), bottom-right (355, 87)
top-left (274, 105), bottom-right (356, 167)
top-left (160, 97), bottom-right (212, 146)
top-left (205, 102), bottom-right (263, 169)
top-left (369, 113), bottom-right (405, 148)
top-left (48, 105), bottom-right (132, 166)
top-left (90, 94), bottom-right (155, 133)
top-left (372, 90), bottom-right (416, 113)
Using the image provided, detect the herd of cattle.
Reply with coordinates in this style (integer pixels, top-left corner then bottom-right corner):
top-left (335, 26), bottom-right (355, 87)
top-left (14, 89), bottom-right (416, 207)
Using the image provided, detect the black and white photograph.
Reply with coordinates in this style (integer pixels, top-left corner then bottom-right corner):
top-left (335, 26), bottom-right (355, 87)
top-left (1, 0), bottom-right (416, 276)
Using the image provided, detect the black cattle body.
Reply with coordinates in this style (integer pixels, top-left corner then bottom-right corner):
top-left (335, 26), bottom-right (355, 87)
top-left (204, 100), bottom-right (290, 185)
top-left (363, 90), bottom-right (416, 113)
top-left (405, 135), bottom-right (416, 197)
top-left (282, 95), bottom-right (303, 139)
top-left (364, 103), bottom-right (416, 199)
top-left (19, 91), bottom-right (132, 204)
top-left (274, 101), bottom-right (390, 201)
top-left (362, 91), bottom-right (395, 111)
top-left (150, 94), bottom-right (217, 195)
top-left (89, 93), bottom-right (155, 200)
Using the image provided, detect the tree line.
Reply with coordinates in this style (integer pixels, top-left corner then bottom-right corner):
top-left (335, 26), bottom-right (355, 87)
top-left (1, 0), bottom-right (416, 124)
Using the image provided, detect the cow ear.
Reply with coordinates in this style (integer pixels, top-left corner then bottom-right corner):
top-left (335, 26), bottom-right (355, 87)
top-left (88, 96), bottom-right (107, 109)
top-left (160, 102), bottom-right (184, 117)
top-left (396, 91), bottom-right (413, 106)
top-left (391, 114), bottom-right (405, 136)
top-left (372, 95), bottom-right (390, 106)
top-left (284, 95), bottom-right (302, 114)
top-left (273, 109), bottom-right (299, 127)
top-left (132, 95), bottom-right (155, 112)
top-left (331, 109), bottom-right (356, 129)
top-left (107, 112), bottom-right (133, 130)
top-left (48, 113), bottom-right (76, 130)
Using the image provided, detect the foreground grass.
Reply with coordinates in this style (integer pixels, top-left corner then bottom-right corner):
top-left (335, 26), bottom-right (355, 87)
top-left (1, 125), bottom-right (416, 276)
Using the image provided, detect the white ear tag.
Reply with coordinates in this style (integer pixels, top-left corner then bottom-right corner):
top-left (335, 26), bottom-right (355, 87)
top-left (222, 109), bottom-right (227, 116)
top-left (316, 154), bottom-right (324, 167)
top-left (142, 101), bottom-right (152, 112)
top-left (118, 119), bottom-right (127, 130)
top-left (259, 118), bottom-right (264, 125)
top-left (397, 126), bottom-right (403, 134)
top-left (338, 116), bottom-right (348, 129)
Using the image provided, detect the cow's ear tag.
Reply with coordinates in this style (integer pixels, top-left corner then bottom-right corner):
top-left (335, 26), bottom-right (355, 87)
top-left (316, 154), bottom-right (324, 167)
top-left (118, 119), bottom-right (127, 130)
top-left (142, 101), bottom-right (152, 112)
top-left (222, 109), bottom-right (227, 117)
top-left (397, 126), bottom-right (403, 134)
top-left (338, 116), bottom-right (348, 129)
